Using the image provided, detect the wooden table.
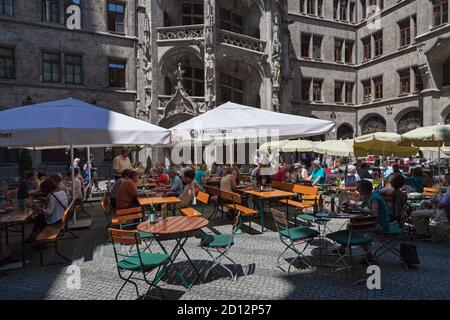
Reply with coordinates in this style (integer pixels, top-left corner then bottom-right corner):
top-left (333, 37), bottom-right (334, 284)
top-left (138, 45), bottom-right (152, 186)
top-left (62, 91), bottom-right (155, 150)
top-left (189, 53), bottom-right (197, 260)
top-left (138, 196), bottom-right (181, 216)
top-left (138, 216), bottom-right (208, 289)
top-left (242, 189), bottom-right (296, 232)
top-left (0, 207), bottom-right (34, 268)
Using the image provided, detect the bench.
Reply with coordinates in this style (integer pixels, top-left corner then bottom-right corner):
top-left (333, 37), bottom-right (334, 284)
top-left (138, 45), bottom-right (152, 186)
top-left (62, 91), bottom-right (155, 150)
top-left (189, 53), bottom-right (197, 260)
top-left (220, 189), bottom-right (257, 232)
top-left (180, 191), bottom-right (209, 217)
top-left (35, 199), bottom-right (77, 266)
top-left (278, 184), bottom-right (319, 210)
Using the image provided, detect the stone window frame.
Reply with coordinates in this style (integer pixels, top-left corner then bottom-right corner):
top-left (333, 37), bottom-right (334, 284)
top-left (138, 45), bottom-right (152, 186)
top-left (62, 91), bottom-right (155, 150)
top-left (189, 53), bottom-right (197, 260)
top-left (398, 18), bottom-right (411, 48)
top-left (181, 2), bottom-right (204, 26)
top-left (345, 82), bottom-right (354, 104)
top-left (107, 1), bottom-right (126, 34)
top-left (301, 33), bottom-right (312, 59)
top-left (42, 51), bottom-right (61, 83)
top-left (373, 76), bottom-right (383, 100)
top-left (362, 79), bottom-right (372, 102)
top-left (41, 0), bottom-right (61, 24)
top-left (398, 68), bottom-right (411, 96)
top-left (64, 53), bottom-right (83, 85)
top-left (334, 38), bottom-right (344, 63)
top-left (108, 59), bottom-right (127, 88)
top-left (0, 0), bottom-right (13, 16)
top-left (335, 81), bottom-right (344, 103)
top-left (432, 0), bottom-right (449, 28)
top-left (373, 31), bottom-right (383, 58)
top-left (0, 46), bottom-right (15, 80)
top-left (312, 79), bottom-right (323, 102)
top-left (362, 36), bottom-right (371, 62)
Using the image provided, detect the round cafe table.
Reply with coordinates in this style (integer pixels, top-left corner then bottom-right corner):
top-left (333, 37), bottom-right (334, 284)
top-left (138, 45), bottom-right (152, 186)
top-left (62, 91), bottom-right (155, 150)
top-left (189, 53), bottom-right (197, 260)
top-left (137, 216), bottom-right (208, 289)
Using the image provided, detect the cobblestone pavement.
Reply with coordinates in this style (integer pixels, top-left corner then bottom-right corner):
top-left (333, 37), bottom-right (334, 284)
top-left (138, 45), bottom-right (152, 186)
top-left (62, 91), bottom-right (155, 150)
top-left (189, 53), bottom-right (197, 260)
top-left (0, 199), bottom-right (449, 300)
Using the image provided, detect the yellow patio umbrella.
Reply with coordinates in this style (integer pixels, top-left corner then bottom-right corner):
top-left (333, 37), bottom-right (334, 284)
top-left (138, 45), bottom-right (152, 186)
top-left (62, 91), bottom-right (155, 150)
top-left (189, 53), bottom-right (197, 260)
top-left (400, 125), bottom-right (450, 185)
top-left (353, 132), bottom-right (419, 157)
top-left (259, 140), bottom-right (290, 153)
top-left (313, 139), bottom-right (354, 157)
top-left (281, 139), bottom-right (316, 152)
top-left (399, 125), bottom-right (450, 147)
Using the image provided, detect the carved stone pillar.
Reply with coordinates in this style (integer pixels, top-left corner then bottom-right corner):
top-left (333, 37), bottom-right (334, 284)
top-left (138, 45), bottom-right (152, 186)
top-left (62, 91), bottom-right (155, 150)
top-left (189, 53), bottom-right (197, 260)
top-left (204, 0), bottom-right (217, 110)
top-left (269, 2), bottom-right (281, 112)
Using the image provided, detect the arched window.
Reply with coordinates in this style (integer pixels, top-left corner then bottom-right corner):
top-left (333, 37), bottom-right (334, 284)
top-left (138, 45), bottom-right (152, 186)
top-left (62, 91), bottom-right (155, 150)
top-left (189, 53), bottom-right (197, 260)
top-left (397, 110), bottom-right (423, 134)
top-left (361, 115), bottom-right (386, 135)
top-left (443, 57), bottom-right (450, 86)
top-left (445, 113), bottom-right (450, 124)
top-left (337, 124), bottom-right (354, 139)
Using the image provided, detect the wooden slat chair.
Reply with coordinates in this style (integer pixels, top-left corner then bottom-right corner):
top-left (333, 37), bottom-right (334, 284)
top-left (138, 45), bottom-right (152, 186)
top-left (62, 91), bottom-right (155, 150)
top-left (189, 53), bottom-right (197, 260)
top-left (200, 212), bottom-right (242, 283)
top-left (180, 191), bottom-right (210, 217)
top-left (271, 208), bottom-right (319, 273)
top-left (204, 185), bottom-right (225, 219)
top-left (423, 187), bottom-right (441, 197)
top-left (272, 180), bottom-right (295, 192)
top-left (4, 187), bottom-right (18, 202)
top-left (326, 215), bottom-right (378, 271)
top-left (278, 184), bottom-right (318, 211)
top-left (111, 207), bottom-right (154, 252)
top-left (35, 199), bottom-right (77, 266)
top-left (109, 228), bottom-right (170, 300)
top-left (221, 189), bottom-right (257, 233)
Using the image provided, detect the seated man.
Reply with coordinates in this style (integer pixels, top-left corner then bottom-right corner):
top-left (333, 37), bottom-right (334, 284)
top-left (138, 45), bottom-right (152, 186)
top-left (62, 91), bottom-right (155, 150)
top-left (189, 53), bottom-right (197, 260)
top-left (272, 165), bottom-right (290, 182)
top-left (158, 168), bottom-right (183, 197)
top-left (379, 173), bottom-right (407, 221)
top-left (17, 171), bottom-right (38, 200)
top-left (116, 170), bottom-right (140, 209)
top-left (110, 169), bottom-right (131, 208)
top-left (410, 173), bottom-right (450, 239)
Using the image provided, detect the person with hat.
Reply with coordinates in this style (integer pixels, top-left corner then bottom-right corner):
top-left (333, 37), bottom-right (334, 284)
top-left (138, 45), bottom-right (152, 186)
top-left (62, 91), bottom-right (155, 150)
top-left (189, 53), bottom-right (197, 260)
top-left (308, 159), bottom-right (326, 186)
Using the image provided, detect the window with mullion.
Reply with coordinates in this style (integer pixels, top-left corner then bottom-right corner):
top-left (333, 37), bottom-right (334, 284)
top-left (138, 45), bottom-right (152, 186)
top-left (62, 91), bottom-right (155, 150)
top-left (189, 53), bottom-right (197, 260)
top-left (334, 39), bottom-right (344, 62)
top-left (345, 41), bottom-right (353, 63)
top-left (0, 47), bottom-right (14, 79)
top-left (302, 79), bottom-right (311, 101)
top-left (301, 34), bottom-right (311, 58)
top-left (220, 73), bottom-right (243, 104)
top-left (220, 8), bottom-right (242, 34)
top-left (307, 0), bottom-right (315, 15)
top-left (399, 69), bottom-right (410, 95)
top-left (413, 67), bottom-right (423, 92)
top-left (182, 66), bottom-right (204, 96)
top-left (108, 2), bottom-right (125, 33)
top-left (362, 80), bottom-right (371, 102)
top-left (65, 54), bottom-right (82, 84)
top-left (43, 52), bottom-right (61, 83)
top-left (399, 19), bottom-right (411, 47)
top-left (42, 0), bottom-right (60, 24)
top-left (373, 77), bottom-right (383, 99)
top-left (313, 36), bottom-right (322, 60)
top-left (313, 80), bottom-right (322, 102)
top-left (433, 0), bottom-right (449, 27)
top-left (0, 0), bottom-right (13, 16)
top-left (345, 83), bottom-right (353, 103)
top-left (340, 0), bottom-right (348, 21)
top-left (374, 32), bottom-right (383, 57)
top-left (182, 3), bottom-right (204, 25)
top-left (335, 81), bottom-right (344, 103)
top-left (362, 37), bottom-right (371, 61)
top-left (108, 60), bottom-right (126, 88)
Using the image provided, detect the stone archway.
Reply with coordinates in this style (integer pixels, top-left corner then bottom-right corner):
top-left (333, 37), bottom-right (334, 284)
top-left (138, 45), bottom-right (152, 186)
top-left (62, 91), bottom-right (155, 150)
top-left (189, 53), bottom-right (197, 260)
top-left (360, 114), bottom-right (386, 135)
top-left (397, 110), bottom-right (423, 134)
top-left (337, 123), bottom-right (354, 139)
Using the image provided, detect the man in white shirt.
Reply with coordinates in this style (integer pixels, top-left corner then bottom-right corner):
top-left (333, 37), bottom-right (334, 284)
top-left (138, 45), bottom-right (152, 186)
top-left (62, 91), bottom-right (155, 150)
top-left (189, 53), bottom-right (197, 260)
top-left (112, 148), bottom-right (132, 181)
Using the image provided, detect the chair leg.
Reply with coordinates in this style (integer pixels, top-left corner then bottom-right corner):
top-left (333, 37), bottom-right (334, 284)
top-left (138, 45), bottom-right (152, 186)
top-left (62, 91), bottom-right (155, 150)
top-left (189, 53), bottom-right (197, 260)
top-left (116, 272), bottom-right (139, 300)
top-left (54, 241), bottom-right (71, 264)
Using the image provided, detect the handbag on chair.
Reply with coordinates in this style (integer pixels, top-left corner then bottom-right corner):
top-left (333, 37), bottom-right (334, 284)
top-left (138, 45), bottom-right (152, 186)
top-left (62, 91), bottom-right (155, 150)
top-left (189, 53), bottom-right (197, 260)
top-left (400, 243), bottom-right (420, 266)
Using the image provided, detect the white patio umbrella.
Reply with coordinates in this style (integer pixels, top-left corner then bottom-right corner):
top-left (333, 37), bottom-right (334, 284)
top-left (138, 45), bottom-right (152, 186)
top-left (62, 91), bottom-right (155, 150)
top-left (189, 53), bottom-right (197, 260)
top-left (258, 140), bottom-right (290, 153)
top-left (353, 132), bottom-right (418, 157)
top-left (314, 139), bottom-right (354, 157)
top-left (0, 97), bottom-right (171, 227)
top-left (170, 102), bottom-right (335, 143)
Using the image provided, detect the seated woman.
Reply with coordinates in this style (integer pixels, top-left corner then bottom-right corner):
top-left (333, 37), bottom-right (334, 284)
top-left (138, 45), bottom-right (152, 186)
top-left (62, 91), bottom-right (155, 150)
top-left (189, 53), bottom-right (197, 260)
top-left (379, 173), bottom-right (407, 221)
top-left (344, 165), bottom-right (360, 187)
top-left (34, 179), bottom-right (69, 230)
top-left (336, 179), bottom-right (391, 263)
top-left (220, 167), bottom-right (237, 192)
top-left (64, 168), bottom-right (84, 202)
top-left (411, 166), bottom-right (432, 193)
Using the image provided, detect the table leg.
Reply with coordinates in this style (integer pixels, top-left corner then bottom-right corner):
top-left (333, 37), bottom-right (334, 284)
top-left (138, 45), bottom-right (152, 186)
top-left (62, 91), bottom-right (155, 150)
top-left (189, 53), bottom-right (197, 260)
top-left (156, 238), bottom-right (193, 289)
top-left (177, 238), bottom-right (201, 277)
top-left (259, 199), bottom-right (265, 233)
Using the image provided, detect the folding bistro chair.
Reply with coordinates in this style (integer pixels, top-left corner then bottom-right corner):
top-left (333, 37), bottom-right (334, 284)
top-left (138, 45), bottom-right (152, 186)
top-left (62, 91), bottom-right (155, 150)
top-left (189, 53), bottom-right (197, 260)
top-left (326, 215), bottom-right (377, 271)
top-left (271, 208), bottom-right (319, 273)
top-left (109, 228), bottom-right (170, 300)
top-left (200, 212), bottom-right (242, 283)
top-left (111, 207), bottom-right (154, 252)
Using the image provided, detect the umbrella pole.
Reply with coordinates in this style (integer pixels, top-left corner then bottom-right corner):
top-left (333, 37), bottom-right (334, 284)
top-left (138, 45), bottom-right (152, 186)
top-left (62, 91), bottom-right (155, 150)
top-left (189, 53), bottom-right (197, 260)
top-left (71, 143), bottom-right (76, 225)
top-left (87, 146), bottom-right (91, 186)
top-left (438, 145), bottom-right (441, 187)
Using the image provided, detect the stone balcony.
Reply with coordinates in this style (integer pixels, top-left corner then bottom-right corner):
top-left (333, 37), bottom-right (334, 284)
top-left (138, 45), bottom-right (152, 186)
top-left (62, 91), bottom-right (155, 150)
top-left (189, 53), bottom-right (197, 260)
top-left (156, 25), bottom-right (267, 54)
top-left (157, 24), bottom-right (205, 42)
top-left (218, 29), bottom-right (266, 53)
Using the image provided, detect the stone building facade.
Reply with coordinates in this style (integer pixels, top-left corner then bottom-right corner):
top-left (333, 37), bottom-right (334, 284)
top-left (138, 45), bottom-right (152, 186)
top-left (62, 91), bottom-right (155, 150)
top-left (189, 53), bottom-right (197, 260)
top-left (1, 0), bottom-right (450, 172)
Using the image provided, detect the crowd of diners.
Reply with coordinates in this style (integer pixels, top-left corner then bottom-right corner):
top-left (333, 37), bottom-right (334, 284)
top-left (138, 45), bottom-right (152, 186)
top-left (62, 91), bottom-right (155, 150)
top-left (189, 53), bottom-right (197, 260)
top-left (7, 147), bottom-right (449, 251)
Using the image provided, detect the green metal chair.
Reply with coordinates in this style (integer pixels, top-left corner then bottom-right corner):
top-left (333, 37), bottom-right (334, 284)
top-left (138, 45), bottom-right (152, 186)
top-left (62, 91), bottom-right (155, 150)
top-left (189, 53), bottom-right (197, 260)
top-left (272, 208), bottom-right (319, 273)
top-left (326, 215), bottom-right (378, 270)
top-left (109, 228), bottom-right (169, 300)
top-left (200, 212), bottom-right (242, 283)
